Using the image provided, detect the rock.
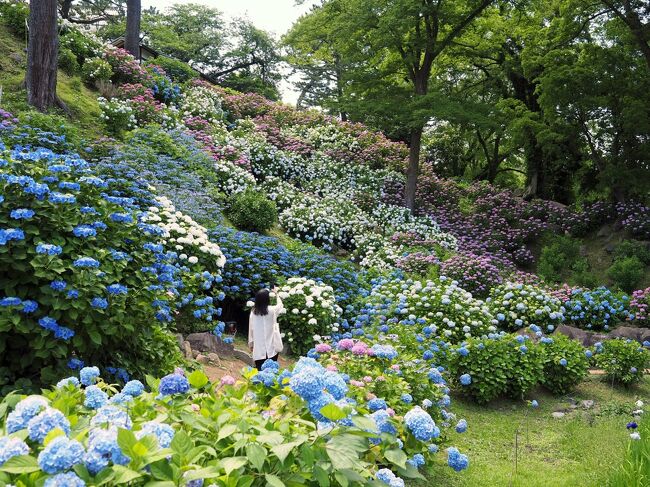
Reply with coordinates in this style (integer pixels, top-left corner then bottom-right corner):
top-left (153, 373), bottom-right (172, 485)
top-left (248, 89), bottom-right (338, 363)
top-left (554, 325), bottom-right (592, 347)
top-left (207, 352), bottom-right (220, 365)
top-left (182, 341), bottom-right (193, 359)
top-left (196, 354), bottom-right (209, 365)
top-left (552, 412), bottom-right (565, 419)
top-left (9, 52), bottom-right (23, 64)
top-left (192, 350), bottom-right (199, 359)
top-left (176, 334), bottom-right (184, 349)
top-left (611, 326), bottom-right (643, 342)
top-left (597, 224), bottom-right (613, 238)
top-left (186, 332), bottom-right (234, 356)
top-left (581, 400), bottom-right (594, 409)
top-left (233, 348), bottom-right (254, 366)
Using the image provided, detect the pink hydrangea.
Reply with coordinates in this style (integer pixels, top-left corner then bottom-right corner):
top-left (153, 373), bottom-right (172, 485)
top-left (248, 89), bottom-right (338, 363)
top-left (220, 375), bottom-right (236, 386)
top-left (316, 343), bottom-right (332, 353)
top-left (338, 338), bottom-right (355, 350)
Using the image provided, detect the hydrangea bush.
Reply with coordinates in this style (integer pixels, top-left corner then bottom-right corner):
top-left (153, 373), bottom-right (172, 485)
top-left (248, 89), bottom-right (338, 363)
top-left (275, 278), bottom-right (342, 355)
top-left (487, 283), bottom-right (565, 332)
top-left (562, 287), bottom-right (632, 331)
top-left (0, 145), bottom-right (224, 387)
top-left (593, 339), bottom-right (649, 386)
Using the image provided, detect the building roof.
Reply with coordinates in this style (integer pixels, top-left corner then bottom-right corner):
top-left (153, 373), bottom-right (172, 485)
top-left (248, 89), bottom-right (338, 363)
top-left (110, 36), bottom-right (159, 58)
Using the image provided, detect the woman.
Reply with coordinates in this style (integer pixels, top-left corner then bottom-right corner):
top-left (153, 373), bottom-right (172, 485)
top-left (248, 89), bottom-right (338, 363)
top-left (248, 287), bottom-right (284, 370)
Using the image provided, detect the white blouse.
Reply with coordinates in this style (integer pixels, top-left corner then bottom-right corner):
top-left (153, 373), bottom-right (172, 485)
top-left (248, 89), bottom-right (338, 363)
top-left (248, 296), bottom-right (284, 361)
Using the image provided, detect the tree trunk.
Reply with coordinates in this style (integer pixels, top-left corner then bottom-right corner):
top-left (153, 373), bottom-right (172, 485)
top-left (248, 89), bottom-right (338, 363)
top-left (404, 126), bottom-right (423, 210)
top-left (60, 0), bottom-right (72, 19)
top-left (125, 0), bottom-right (142, 59)
top-left (26, 0), bottom-right (59, 112)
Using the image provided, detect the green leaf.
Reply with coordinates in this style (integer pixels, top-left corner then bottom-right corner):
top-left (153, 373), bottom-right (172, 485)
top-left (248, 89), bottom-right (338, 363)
top-left (143, 482), bottom-right (176, 487)
top-left (112, 465), bottom-right (143, 484)
top-left (170, 430), bottom-right (193, 456)
top-left (313, 465), bottom-right (330, 487)
top-left (319, 403), bottom-right (347, 421)
top-left (325, 434), bottom-right (367, 470)
top-left (246, 443), bottom-right (267, 471)
top-left (188, 370), bottom-right (209, 389)
top-left (94, 467), bottom-right (116, 486)
top-left (183, 466), bottom-right (222, 481)
top-left (217, 423), bottom-right (238, 441)
top-left (265, 474), bottom-right (286, 487)
top-left (385, 448), bottom-right (407, 468)
top-left (0, 455), bottom-right (40, 474)
top-left (219, 456), bottom-right (248, 475)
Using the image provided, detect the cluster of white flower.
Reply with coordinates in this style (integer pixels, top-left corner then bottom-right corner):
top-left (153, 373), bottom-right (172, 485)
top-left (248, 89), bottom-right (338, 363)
top-left (352, 233), bottom-right (405, 270)
top-left (213, 160), bottom-right (255, 195)
top-left (179, 85), bottom-right (224, 122)
top-left (144, 196), bottom-right (226, 268)
top-left (98, 97), bottom-right (136, 129)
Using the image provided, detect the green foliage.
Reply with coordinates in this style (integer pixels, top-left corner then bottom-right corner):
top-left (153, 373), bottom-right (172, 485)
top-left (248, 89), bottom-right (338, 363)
top-left (226, 189), bottom-right (277, 233)
top-left (0, 1), bottom-right (28, 38)
top-left (58, 48), bottom-right (80, 76)
top-left (149, 56), bottom-right (197, 83)
top-left (0, 366), bottom-right (416, 486)
top-left (60, 27), bottom-right (102, 65)
top-left (607, 256), bottom-right (645, 293)
top-left (539, 335), bottom-right (589, 394)
top-left (81, 57), bottom-right (113, 84)
top-left (450, 335), bottom-right (543, 404)
top-left (615, 240), bottom-right (650, 266)
top-left (538, 235), bottom-right (588, 283)
top-left (609, 415), bottom-right (650, 487)
top-left (594, 339), bottom-right (649, 386)
top-left (16, 111), bottom-right (82, 149)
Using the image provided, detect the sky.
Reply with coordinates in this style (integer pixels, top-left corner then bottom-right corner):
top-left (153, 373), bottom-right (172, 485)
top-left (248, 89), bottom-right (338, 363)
top-left (141, 0), bottom-right (319, 103)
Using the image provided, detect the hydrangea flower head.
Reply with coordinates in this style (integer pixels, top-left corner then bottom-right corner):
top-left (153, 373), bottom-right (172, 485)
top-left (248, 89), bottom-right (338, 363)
top-left (84, 385), bottom-right (109, 409)
top-left (44, 471), bottom-right (86, 487)
top-left (27, 408), bottom-right (71, 443)
top-left (80, 366), bottom-right (100, 386)
top-left (404, 406), bottom-right (439, 442)
top-left (6, 396), bottom-right (48, 433)
top-left (158, 372), bottom-right (190, 396)
top-left (122, 380), bottom-right (144, 397)
top-left (0, 436), bottom-right (30, 466)
top-left (137, 421), bottom-right (175, 448)
top-left (447, 446), bottom-right (469, 472)
top-left (37, 436), bottom-right (85, 474)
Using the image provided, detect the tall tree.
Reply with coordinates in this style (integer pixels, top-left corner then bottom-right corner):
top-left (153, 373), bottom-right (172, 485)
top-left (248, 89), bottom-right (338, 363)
top-left (599, 0), bottom-right (650, 69)
top-left (124, 0), bottom-right (141, 58)
top-left (27, 0), bottom-right (60, 111)
top-left (293, 0), bottom-right (495, 210)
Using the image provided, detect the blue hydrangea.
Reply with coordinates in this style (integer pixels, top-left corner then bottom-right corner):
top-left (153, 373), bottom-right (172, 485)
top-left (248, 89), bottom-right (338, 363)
top-left (84, 385), bottom-right (109, 409)
top-left (404, 407), bottom-right (440, 442)
top-left (50, 280), bottom-right (67, 291)
top-left (530, 400), bottom-right (539, 408)
top-left (80, 366), bottom-right (100, 386)
top-left (252, 370), bottom-right (277, 387)
top-left (158, 373), bottom-right (190, 396)
top-left (407, 453), bottom-right (425, 468)
top-left (0, 227), bottom-right (25, 245)
top-left (110, 213), bottom-right (133, 223)
top-left (137, 421), bottom-right (175, 448)
top-left (0, 296), bottom-right (21, 307)
top-left (289, 369), bottom-right (324, 401)
top-left (44, 471), bottom-right (86, 487)
top-left (0, 436), bottom-right (30, 466)
top-left (459, 374), bottom-right (472, 386)
top-left (10, 208), bottom-right (35, 219)
top-left (371, 410), bottom-right (397, 435)
top-left (90, 405), bottom-right (132, 430)
top-left (371, 344), bottom-right (398, 360)
top-left (261, 359), bottom-right (280, 372)
top-left (73, 257), bottom-right (100, 268)
top-left (400, 393), bottom-right (413, 404)
top-left (375, 468), bottom-right (405, 487)
top-left (585, 350), bottom-right (593, 358)
top-left (84, 428), bottom-right (129, 474)
top-left (56, 376), bottom-right (80, 388)
top-left (72, 225), bottom-right (97, 238)
top-left (307, 392), bottom-right (336, 422)
top-left (38, 436), bottom-right (85, 474)
top-left (559, 358), bottom-right (568, 367)
top-left (122, 380), bottom-right (144, 397)
top-left (447, 447), bottom-right (469, 472)
top-left (455, 419), bottom-right (468, 433)
top-left (91, 297), bottom-right (108, 309)
top-left (323, 371), bottom-right (348, 400)
top-left (21, 299), bottom-right (38, 313)
top-left (107, 283), bottom-right (128, 295)
top-left (368, 398), bottom-right (388, 412)
top-left (68, 358), bottom-right (84, 370)
top-left (27, 408), bottom-right (71, 443)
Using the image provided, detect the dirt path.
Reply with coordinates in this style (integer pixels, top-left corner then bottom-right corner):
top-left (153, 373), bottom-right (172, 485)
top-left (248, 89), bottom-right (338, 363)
top-left (203, 354), bottom-right (294, 383)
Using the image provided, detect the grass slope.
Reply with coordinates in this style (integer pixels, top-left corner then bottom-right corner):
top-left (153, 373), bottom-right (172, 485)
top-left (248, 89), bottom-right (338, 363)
top-left (418, 376), bottom-right (649, 487)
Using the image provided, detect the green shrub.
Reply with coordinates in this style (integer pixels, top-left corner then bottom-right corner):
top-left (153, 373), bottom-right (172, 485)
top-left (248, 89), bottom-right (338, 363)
top-left (16, 111), bottom-right (82, 149)
top-left (450, 335), bottom-right (543, 404)
top-left (594, 339), bottom-right (648, 386)
top-left (0, 1), bottom-right (29, 38)
top-left (226, 188), bottom-right (277, 233)
top-left (614, 240), bottom-right (650, 265)
top-left (539, 335), bottom-right (589, 394)
top-left (58, 48), bottom-right (80, 75)
top-left (60, 26), bottom-right (102, 65)
top-left (608, 256), bottom-right (645, 293)
top-left (152, 56), bottom-right (198, 83)
top-left (81, 57), bottom-right (113, 84)
top-left (537, 235), bottom-right (586, 283)
top-left (0, 148), bottom-right (226, 388)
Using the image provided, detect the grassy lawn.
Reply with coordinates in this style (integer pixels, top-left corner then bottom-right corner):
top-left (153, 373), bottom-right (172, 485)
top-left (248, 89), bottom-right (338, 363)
top-left (417, 376), bottom-right (650, 487)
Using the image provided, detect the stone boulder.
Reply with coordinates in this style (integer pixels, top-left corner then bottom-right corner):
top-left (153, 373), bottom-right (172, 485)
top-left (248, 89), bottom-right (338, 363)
top-left (610, 326), bottom-right (646, 342)
top-left (554, 325), bottom-right (608, 347)
top-left (185, 332), bottom-right (234, 356)
top-left (233, 349), bottom-right (254, 366)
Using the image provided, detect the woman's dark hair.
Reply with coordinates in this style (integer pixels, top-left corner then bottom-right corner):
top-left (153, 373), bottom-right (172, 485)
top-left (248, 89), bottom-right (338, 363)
top-left (253, 289), bottom-right (270, 316)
